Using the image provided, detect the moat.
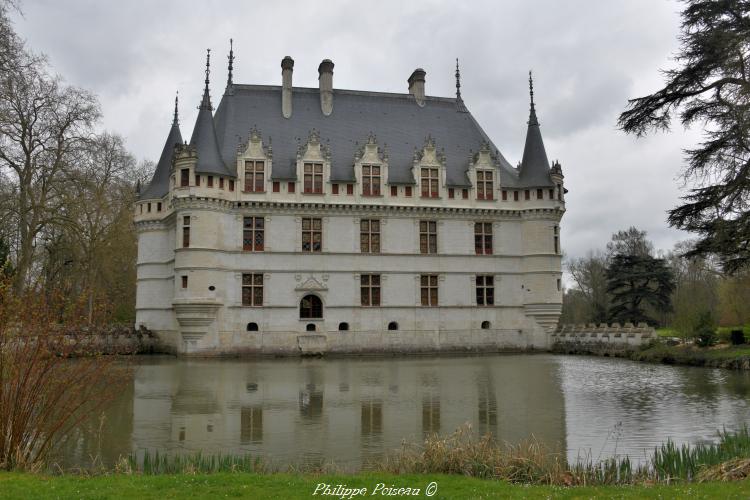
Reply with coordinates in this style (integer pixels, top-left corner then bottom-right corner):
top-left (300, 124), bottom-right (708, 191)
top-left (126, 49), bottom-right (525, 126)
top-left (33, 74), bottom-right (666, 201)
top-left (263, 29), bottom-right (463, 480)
top-left (56, 354), bottom-right (750, 470)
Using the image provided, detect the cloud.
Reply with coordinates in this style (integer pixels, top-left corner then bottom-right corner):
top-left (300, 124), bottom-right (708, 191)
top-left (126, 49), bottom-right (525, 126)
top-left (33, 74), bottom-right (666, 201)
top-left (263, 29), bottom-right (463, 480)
top-left (11, 0), bottom-right (694, 257)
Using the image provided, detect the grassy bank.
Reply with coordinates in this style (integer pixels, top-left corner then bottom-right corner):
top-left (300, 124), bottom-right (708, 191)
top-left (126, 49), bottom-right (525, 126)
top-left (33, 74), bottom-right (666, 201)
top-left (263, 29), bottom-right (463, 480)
top-left (1, 471), bottom-right (749, 499)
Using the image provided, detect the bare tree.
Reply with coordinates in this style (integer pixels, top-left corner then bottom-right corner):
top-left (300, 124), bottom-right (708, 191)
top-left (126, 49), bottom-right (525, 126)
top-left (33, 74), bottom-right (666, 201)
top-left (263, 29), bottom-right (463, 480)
top-left (566, 251), bottom-right (610, 324)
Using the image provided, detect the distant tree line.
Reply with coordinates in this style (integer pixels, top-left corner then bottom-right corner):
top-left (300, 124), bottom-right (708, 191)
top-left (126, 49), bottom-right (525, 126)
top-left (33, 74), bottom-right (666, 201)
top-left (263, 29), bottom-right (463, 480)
top-left (562, 226), bottom-right (749, 338)
top-left (0, 1), bottom-right (151, 322)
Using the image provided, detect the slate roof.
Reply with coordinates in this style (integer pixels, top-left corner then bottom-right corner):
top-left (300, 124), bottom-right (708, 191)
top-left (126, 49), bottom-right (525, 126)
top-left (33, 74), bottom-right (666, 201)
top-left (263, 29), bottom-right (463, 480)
top-left (214, 85), bottom-right (534, 187)
top-left (139, 114), bottom-right (182, 200)
top-left (190, 88), bottom-right (233, 177)
top-left (518, 101), bottom-right (553, 186)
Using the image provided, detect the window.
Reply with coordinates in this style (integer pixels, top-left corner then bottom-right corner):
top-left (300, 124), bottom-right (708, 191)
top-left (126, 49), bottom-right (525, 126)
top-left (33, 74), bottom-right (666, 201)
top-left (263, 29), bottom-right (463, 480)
top-left (462, 189), bottom-right (469, 199)
top-left (388, 321), bottom-right (398, 331)
top-left (347, 184), bottom-right (353, 195)
top-left (362, 165), bottom-right (381, 196)
top-left (536, 188), bottom-right (543, 199)
top-left (557, 183), bottom-right (563, 201)
top-left (448, 188), bottom-right (455, 199)
top-left (557, 278), bottom-right (562, 291)
top-left (481, 320), bottom-right (491, 329)
top-left (196, 175), bottom-right (201, 186)
top-left (405, 186), bottom-right (412, 197)
top-left (420, 167), bottom-right (439, 198)
top-left (390, 185), bottom-right (397, 196)
top-left (288, 181), bottom-right (295, 193)
top-left (139, 204), bottom-right (142, 214)
top-left (332, 183), bottom-right (339, 195)
top-left (360, 219), bottom-right (380, 253)
top-left (419, 221), bottom-right (437, 254)
top-left (147, 202), bottom-right (151, 213)
top-left (338, 322), bottom-right (349, 331)
top-left (208, 176), bottom-right (214, 187)
top-left (302, 217), bottom-right (322, 252)
top-left (303, 163), bottom-right (323, 193)
top-left (513, 191), bottom-right (519, 201)
top-left (306, 323), bottom-right (317, 331)
top-left (476, 275), bottom-right (494, 306)
top-left (182, 216), bottom-right (190, 247)
top-left (241, 273), bottom-right (263, 306)
top-left (476, 170), bottom-right (493, 200)
top-left (220, 177), bottom-right (225, 189)
top-left (272, 181), bottom-right (280, 193)
top-left (247, 322), bottom-right (259, 332)
top-left (180, 169), bottom-right (189, 187)
top-left (243, 217), bottom-right (264, 251)
top-left (360, 274), bottom-right (381, 306)
top-left (420, 275), bottom-right (438, 306)
top-left (502, 190), bottom-right (508, 201)
top-left (524, 189), bottom-right (530, 200)
top-left (553, 225), bottom-right (560, 254)
top-left (181, 276), bottom-right (188, 289)
top-left (229, 180), bottom-right (235, 191)
top-left (157, 202), bottom-right (162, 211)
top-left (549, 188), bottom-right (554, 199)
top-left (244, 161), bottom-right (265, 192)
top-left (474, 223), bottom-right (492, 255)
top-left (300, 294), bottom-right (323, 319)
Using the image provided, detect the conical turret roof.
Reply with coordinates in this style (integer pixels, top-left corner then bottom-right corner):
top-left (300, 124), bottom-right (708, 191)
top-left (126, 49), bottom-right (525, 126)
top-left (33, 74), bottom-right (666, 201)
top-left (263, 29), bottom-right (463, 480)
top-left (140, 96), bottom-right (183, 200)
top-left (518, 72), bottom-right (553, 186)
top-left (190, 49), bottom-right (233, 177)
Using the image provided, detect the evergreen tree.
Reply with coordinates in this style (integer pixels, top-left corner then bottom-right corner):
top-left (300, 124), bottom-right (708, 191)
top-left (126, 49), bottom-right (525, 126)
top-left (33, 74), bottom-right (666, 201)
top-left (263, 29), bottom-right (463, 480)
top-left (606, 254), bottom-right (675, 325)
top-left (618, 0), bottom-right (750, 273)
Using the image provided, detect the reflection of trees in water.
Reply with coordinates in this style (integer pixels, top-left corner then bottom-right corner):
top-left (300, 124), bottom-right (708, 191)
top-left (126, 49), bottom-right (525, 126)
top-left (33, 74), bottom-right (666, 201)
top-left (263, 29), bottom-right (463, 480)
top-left (299, 384), bottom-right (324, 420)
top-left (476, 370), bottom-right (497, 437)
top-left (677, 366), bottom-right (721, 406)
top-left (724, 371), bottom-right (750, 400)
top-left (422, 397), bottom-right (441, 436)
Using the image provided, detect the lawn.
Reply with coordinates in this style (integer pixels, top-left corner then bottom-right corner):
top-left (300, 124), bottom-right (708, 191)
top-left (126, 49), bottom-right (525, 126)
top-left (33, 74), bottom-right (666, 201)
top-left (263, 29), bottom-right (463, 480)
top-left (1, 472), bottom-right (749, 499)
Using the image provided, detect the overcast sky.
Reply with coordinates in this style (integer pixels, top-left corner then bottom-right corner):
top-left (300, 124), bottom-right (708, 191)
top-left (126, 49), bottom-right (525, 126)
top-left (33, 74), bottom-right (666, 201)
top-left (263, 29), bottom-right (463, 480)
top-left (10, 0), bottom-right (696, 261)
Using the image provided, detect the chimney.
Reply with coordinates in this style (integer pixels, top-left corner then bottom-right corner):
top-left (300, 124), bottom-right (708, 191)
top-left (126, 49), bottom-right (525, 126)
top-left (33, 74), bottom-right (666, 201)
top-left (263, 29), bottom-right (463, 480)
top-left (281, 56), bottom-right (294, 119)
top-left (318, 59), bottom-right (334, 116)
top-left (408, 68), bottom-right (426, 107)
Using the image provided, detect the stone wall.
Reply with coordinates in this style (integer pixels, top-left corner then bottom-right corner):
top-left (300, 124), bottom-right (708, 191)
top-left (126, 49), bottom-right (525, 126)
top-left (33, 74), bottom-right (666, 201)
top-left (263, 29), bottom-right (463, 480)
top-left (550, 322), bottom-right (655, 348)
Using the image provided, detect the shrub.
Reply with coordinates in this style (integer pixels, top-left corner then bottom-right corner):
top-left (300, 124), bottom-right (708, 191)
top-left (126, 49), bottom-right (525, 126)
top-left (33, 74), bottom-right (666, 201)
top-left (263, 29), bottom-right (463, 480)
top-left (730, 330), bottom-right (746, 345)
top-left (0, 279), bottom-right (131, 470)
top-left (693, 311), bottom-right (717, 347)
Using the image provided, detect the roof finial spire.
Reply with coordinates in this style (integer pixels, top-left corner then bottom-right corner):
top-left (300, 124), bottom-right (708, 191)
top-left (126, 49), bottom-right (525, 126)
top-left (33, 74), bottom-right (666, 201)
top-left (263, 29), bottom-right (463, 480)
top-left (227, 38), bottom-right (234, 87)
top-left (173, 91), bottom-right (179, 126)
top-left (528, 70), bottom-right (538, 126)
top-left (455, 58), bottom-right (467, 112)
top-left (199, 49), bottom-right (213, 110)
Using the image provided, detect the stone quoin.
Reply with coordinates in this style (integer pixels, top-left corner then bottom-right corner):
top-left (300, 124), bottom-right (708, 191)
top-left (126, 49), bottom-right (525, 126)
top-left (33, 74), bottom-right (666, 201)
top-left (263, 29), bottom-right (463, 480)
top-left (134, 46), bottom-right (566, 355)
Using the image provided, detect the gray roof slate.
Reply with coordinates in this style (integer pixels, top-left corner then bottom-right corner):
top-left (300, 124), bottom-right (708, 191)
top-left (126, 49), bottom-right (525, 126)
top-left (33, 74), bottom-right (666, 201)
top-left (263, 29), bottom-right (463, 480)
top-left (518, 103), bottom-right (554, 187)
top-left (140, 118), bottom-right (182, 200)
top-left (213, 85), bottom-right (530, 188)
top-left (190, 89), bottom-right (234, 177)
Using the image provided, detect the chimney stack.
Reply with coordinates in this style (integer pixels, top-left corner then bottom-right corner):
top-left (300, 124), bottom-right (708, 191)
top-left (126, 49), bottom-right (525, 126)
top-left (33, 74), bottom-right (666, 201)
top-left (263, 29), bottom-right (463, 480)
top-left (408, 68), bottom-right (426, 107)
top-left (318, 59), bottom-right (334, 116)
top-left (281, 56), bottom-right (294, 119)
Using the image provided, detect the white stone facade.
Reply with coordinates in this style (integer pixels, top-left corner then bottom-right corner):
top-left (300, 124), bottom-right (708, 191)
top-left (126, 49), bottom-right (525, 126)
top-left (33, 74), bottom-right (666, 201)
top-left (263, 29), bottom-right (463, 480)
top-left (135, 59), bottom-right (566, 355)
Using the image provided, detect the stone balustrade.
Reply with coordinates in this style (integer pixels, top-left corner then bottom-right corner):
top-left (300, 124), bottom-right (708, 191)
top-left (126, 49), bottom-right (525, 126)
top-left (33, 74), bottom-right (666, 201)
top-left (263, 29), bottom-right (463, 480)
top-left (550, 322), bottom-right (655, 346)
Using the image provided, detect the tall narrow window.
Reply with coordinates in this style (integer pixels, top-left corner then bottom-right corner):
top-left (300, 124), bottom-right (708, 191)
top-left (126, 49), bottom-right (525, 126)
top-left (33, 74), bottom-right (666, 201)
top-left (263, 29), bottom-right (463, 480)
top-left (476, 171), bottom-right (494, 200)
top-left (272, 181), bottom-right (280, 192)
top-left (302, 217), bottom-right (322, 252)
top-left (229, 180), bottom-right (235, 191)
top-left (195, 175), bottom-right (201, 186)
top-left (476, 275), bottom-right (494, 306)
top-left (390, 185), bottom-right (397, 196)
top-left (448, 188), bottom-right (455, 199)
top-left (549, 188), bottom-right (554, 199)
top-left (419, 221), bottom-right (437, 254)
top-left (347, 184), bottom-right (353, 195)
top-left (536, 188), bottom-right (543, 199)
top-left (474, 223), bottom-right (493, 255)
top-left (360, 219), bottom-right (381, 253)
top-left (524, 189), bottom-right (530, 200)
top-left (220, 177), bottom-right (225, 189)
top-left (362, 165), bottom-right (381, 196)
top-left (244, 161), bottom-right (265, 192)
top-left (513, 191), bottom-right (519, 201)
top-left (405, 186), bottom-right (413, 197)
top-left (332, 183), bottom-right (339, 195)
top-left (303, 163), bottom-right (323, 193)
top-left (180, 169), bottom-right (189, 187)
top-left (502, 190), bottom-right (508, 201)
top-left (360, 274), bottom-right (381, 306)
top-left (243, 217), bottom-right (264, 251)
top-left (420, 168), bottom-right (439, 198)
top-left (208, 176), bottom-right (214, 187)
top-left (181, 276), bottom-right (188, 289)
top-left (557, 183), bottom-right (563, 201)
top-left (182, 215), bottom-right (190, 248)
top-left (288, 182), bottom-right (295, 193)
top-left (420, 275), bottom-right (438, 306)
top-left (462, 189), bottom-right (469, 199)
top-left (553, 225), bottom-right (560, 254)
top-left (241, 273), bottom-right (263, 306)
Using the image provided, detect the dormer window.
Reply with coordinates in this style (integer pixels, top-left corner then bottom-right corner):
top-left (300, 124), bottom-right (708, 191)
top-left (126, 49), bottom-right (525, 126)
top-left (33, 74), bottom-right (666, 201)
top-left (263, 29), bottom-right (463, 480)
top-left (362, 165), bottom-right (381, 196)
top-left (303, 163), bottom-right (323, 194)
top-left (476, 170), bottom-right (494, 200)
top-left (420, 167), bottom-right (439, 198)
top-left (244, 161), bottom-right (265, 192)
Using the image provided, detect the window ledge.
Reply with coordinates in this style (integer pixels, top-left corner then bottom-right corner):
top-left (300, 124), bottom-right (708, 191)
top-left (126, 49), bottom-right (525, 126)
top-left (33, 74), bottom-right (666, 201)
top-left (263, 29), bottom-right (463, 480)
top-left (299, 318), bottom-right (324, 322)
